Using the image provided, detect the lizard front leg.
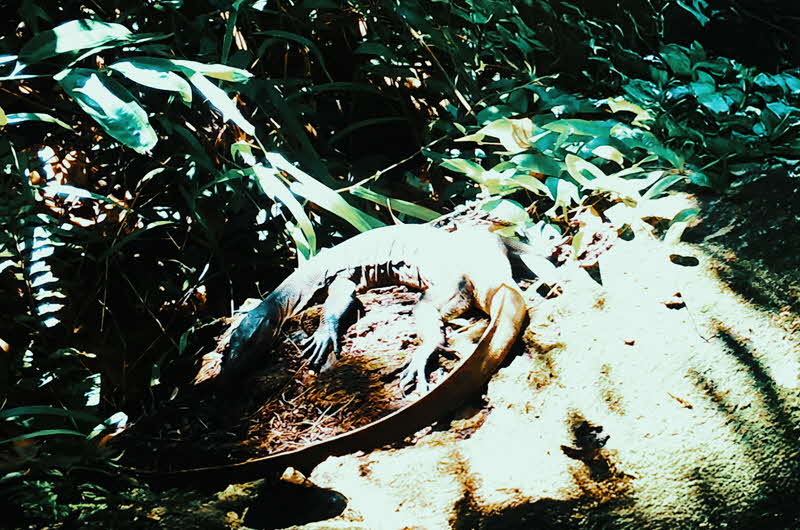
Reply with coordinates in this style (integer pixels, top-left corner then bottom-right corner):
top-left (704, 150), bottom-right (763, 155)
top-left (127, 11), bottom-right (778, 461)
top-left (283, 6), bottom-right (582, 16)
top-left (301, 276), bottom-right (357, 372)
top-left (399, 277), bottom-right (472, 394)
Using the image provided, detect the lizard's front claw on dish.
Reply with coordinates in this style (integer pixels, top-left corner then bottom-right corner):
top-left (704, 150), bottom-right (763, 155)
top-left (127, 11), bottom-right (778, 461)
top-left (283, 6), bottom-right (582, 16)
top-left (301, 326), bottom-right (339, 371)
top-left (398, 363), bottom-right (430, 395)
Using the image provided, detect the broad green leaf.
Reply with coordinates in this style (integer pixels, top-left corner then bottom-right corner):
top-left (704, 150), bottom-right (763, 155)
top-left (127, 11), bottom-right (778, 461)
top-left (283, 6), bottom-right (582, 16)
top-left (5, 112), bottom-right (71, 129)
top-left (565, 153), bottom-right (640, 202)
top-left (510, 153), bottom-right (562, 177)
top-left (188, 72), bottom-right (255, 135)
top-left (544, 177), bottom-right (580, 218)
top-left (481, 199), bottom-right (531, 227)
top-left (510, 174), bottom-right (550, 196)
top-left (697, 92), bottom-right (731, 114)
top-left (564, 153), bottom-right (607, 187)
top-left (231, 140), bottom-right (257, 165)
top-left (604, 97), bottom-right (653, 128)
top-left (109, 60), bottom-right (192, 103)
top-left (440, 159), bottom-right (485, 179)
top-left (0, 106), bottom-right (5, 126)
top-left (456, 118), bottom-right (535, 153)
top-left (172, 59), bottom-right (252, 82)
top-left (251, 164), bottom-right (317, 257)
top-left (20, 19), bottom-right (132, 63)
top-left (591, 145), bottom-right (625, 165)
top-left (665, 207), bottom-right (700, 243)
top-left (265, 153), bottom-right (383, 232)
top-left (543, 119), bottom-right (615, 137)
top-left (611, 124), bottom-right (684, 169)
top-left (348, 186), bottom-right (440, 222)
top-left (643, 174), bottom-right (685, 200)
top-left (659, 44), bottom-right (693, 76)
top-left (55, 68), bottom-right (157, 153)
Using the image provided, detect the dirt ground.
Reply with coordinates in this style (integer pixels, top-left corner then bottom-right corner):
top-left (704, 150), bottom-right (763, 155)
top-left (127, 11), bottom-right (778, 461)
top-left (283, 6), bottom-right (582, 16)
top-left (79, 175), bottom-right (800, 529)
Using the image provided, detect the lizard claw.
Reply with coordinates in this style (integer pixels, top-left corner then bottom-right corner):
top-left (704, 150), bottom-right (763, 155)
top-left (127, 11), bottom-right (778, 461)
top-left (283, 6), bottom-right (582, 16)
top-left (398, 363), bottom-right (430, 395)
top-left (301, 326), bottom-right (339, 371)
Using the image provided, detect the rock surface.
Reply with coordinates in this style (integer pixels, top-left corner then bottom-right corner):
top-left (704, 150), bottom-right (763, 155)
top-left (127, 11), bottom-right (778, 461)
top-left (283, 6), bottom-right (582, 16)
top-left (295, 216), bottom-right (800, 529)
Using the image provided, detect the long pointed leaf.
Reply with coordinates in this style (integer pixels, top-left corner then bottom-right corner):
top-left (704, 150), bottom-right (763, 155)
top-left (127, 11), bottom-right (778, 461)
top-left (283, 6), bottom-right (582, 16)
top-left (5, 112), bottom-right (72, 130)
top-left (109, 60), bottom-right (192, 103)
top-left (250, 165), bottom-right (317, 256)
top-left (265, 153), bottom-right (383, 232)
top-left (55, 68), bottom-right (157, 153)
top-left (20, 19), bottom-right (132, 63)
top-left (189, 72), bottom-right (254, 135)
top-left (348, 186), bottom-right (440, 221)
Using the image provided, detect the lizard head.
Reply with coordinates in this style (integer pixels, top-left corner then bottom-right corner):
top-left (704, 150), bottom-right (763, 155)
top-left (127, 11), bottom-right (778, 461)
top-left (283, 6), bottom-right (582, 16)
top-left (221, 301), bottom-right (281, 382)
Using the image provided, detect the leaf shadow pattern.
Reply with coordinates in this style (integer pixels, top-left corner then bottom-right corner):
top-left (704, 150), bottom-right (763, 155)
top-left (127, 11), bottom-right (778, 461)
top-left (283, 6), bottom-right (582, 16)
top-left (685, 177), bottom-right (800, 313)
top-left (685, 323), bottom-right (800, 528)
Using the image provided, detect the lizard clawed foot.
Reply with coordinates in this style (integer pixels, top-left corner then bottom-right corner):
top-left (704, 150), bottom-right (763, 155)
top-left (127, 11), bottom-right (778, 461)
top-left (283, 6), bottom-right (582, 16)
top-left (300, 326), bottom-right (339, 372)
top-left (398, 362), bottom-right (430, 396)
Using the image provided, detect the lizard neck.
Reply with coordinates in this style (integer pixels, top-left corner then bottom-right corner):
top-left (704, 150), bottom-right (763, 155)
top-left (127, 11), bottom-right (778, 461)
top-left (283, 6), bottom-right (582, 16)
top-left (270, 264), bottom-right (328, 323)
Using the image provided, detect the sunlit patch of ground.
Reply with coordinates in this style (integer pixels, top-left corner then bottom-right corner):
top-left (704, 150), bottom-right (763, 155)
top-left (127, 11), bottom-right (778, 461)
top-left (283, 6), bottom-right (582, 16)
top-left (301, 191), bottom-right (800, 529)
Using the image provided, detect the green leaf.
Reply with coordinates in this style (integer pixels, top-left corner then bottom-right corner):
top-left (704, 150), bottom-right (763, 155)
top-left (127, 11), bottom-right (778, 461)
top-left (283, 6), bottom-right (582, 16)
top-left (509, 174), bottom-right (551, 196)
top-left (126, 57), bottom-right (253, 83)
top-left (440, 159), bottom-right (485, 179)
top-left (591, 145), bottom-right (625, 165)
top-left (542, 119), bottom-right (616, 138)
top-left (510, 153), bottom-right (562, 177)
top-left (109, 60), bottom-right (192, 103)
top-left (481, 199), bottom-right (531, 227)
top-left (42, 183), bottom-right (130, 208)
top-left (659, 44), bottom-right (693, 76)
top-left (20, 19), bottom-right (132, 63)
top-left (643, 174), bottom-right (686, 200)
top-left (188, 72), bottom-right (255, 135)
top-left (697, 92), bottom-right (730, 114)
top-left (55, 68), bottom-right (157, 153)
top-left (0, 405), bottom-right (99, 423)
top-left (456, 118), bottom-right (535, 153)
top-left (676, 0), bottom-right (710, 26)
top-left (611, 124), bottom-right (683, 169)
top-left (565, 153), bottom-right (641, 202)
top-left (1, 429), bottom-right (85, 444)
top-left (348, 186), bottom-right (440, 222)
top-left (5, 112), bottom-right (72, 129)
top-left (604, 97), bottom-right (653, 127)
top-left (265, 153), bottom-right (383, 232)
top-left (250, 165), bottom-right (317, 257)
top-left (664, 207), bottom-right (700, 244)
top-left (544, 177), bottom-right (580, 217)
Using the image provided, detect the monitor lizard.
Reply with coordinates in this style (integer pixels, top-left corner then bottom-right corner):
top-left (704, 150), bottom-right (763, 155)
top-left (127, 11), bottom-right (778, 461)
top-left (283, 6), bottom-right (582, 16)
top-left (135, 224), bottom-right (529, 485)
